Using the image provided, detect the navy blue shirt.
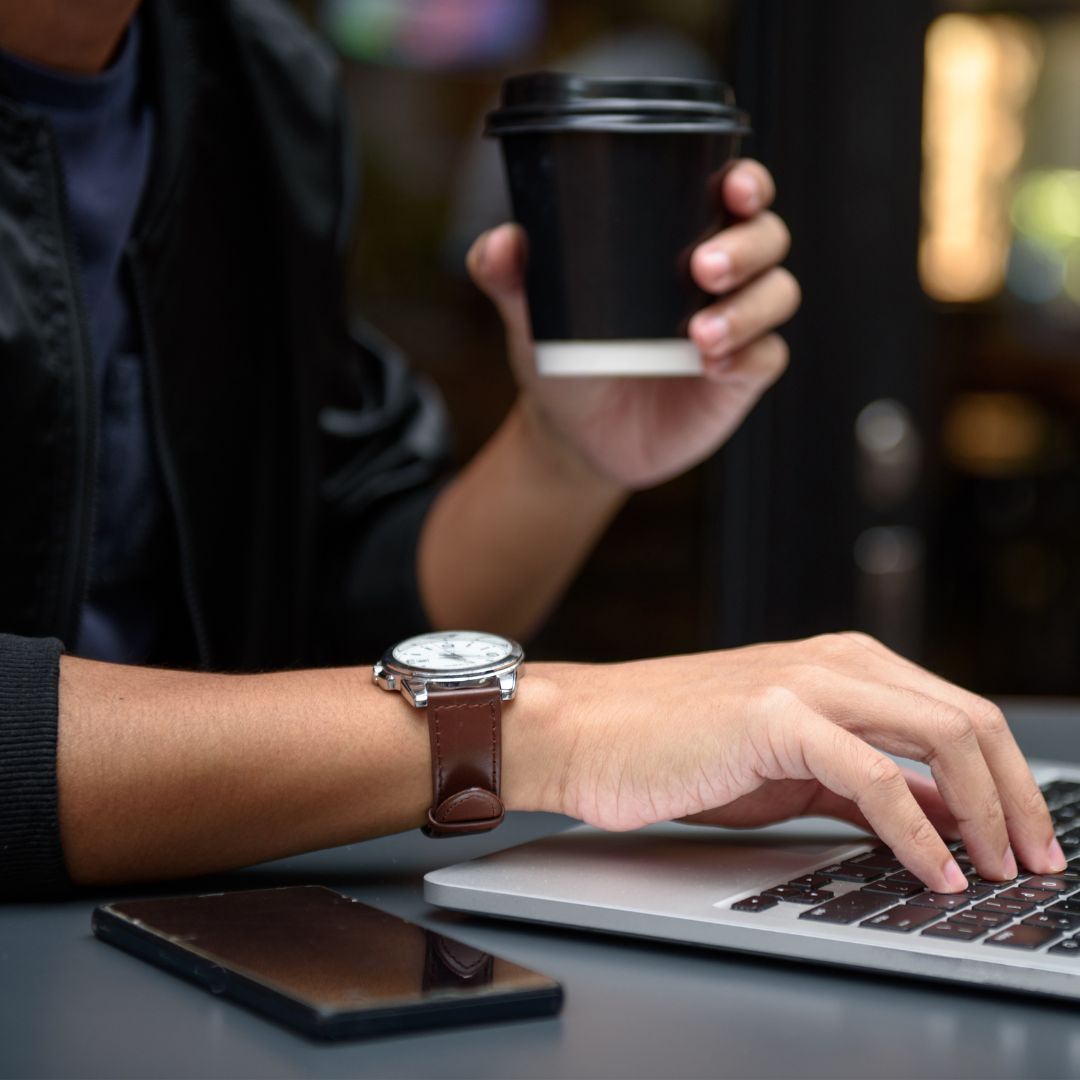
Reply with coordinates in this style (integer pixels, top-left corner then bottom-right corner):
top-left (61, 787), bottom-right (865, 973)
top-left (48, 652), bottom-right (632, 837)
top-left (0, 22), bottom-right (168, 663)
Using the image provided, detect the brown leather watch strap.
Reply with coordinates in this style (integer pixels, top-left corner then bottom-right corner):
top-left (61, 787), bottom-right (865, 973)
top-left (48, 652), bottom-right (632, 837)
top-left (423, 685), bottom-right (505, 838)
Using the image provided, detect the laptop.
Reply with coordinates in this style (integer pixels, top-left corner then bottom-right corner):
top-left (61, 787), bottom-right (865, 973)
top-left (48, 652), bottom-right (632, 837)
top-left (424, 763), bottom-right (1080, 1003)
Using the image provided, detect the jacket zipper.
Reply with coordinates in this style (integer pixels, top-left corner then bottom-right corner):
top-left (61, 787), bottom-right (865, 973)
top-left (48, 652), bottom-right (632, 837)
top-left (42, 127), bottom-right (98, 646)
top-left (127, 245), bottom-right (212, 668)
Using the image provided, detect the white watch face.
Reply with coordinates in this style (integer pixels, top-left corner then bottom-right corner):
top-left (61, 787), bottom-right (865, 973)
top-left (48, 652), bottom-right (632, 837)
top-left (391, 631), bottom-right (515, 673)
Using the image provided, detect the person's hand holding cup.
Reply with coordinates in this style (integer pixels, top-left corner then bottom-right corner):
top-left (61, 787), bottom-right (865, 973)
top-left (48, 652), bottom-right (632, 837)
top-left (468, 72), bottom-right (800, 490)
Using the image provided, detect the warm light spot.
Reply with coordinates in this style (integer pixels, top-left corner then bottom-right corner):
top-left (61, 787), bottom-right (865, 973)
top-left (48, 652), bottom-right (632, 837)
top-left (920, 15), bottom-right (1043, 303)
top-left (943, 393), bottom-right (1046, 476)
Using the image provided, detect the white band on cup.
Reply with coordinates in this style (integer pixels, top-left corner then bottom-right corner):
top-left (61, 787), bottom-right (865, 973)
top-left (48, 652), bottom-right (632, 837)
top-left (535, 339), bottom-right (703, 377)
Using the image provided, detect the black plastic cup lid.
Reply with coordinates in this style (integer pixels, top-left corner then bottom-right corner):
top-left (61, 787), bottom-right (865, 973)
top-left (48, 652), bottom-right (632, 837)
top-left (485, 71), bottom-right (751, 137)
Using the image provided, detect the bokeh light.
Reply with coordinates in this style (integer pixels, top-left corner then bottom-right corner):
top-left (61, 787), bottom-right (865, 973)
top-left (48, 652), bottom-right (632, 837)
top-left (920, 14), bottom-right (1042, 303)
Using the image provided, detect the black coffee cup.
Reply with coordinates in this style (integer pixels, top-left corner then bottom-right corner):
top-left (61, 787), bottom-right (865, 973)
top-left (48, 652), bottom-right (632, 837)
top-left (485, 72), bottom-right (751, 377)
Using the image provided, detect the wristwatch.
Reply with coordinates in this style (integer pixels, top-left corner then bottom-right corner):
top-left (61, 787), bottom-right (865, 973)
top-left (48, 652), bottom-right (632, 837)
top-left (373, 631), bottom-right (524, 838)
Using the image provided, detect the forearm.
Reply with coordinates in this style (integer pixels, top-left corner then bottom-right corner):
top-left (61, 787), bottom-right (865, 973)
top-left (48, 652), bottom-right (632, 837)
top-left (418, 401), bottom-right (626, 638)
top-left (57, 655), bottom-right (567, 886)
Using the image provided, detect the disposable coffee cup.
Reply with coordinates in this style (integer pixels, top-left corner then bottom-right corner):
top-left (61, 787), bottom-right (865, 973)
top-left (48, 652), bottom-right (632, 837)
top-left (485, 72), bottom-right (751, 377)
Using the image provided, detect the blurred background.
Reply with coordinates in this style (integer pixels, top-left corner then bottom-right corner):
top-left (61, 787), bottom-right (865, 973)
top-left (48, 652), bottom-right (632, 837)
top-left (291, 0), bottom-right (1080, 695)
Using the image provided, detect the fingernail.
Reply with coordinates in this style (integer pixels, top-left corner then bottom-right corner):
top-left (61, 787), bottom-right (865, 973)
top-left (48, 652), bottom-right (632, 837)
top-left (1048, 837), bottom-right (1067, 872)
top-left (943, 858), bottom-right (968, 892)
top-left (699, 249), bottom-right (732, 288)
top-left (698, 314), bottom-right (730, 352)
top-left (1002, 847), bottom-right (1018, 880)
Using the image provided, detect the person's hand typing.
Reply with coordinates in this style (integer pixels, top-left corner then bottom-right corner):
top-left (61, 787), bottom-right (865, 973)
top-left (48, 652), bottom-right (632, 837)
top-left (510, 633), bottom-right (1064, 894)
top-left (466, 159), bottom-right (800, 490)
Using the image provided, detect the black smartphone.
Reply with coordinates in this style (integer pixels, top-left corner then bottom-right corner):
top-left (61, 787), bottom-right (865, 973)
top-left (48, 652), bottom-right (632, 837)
top-left (92, 885), bottom-right (562, 1040)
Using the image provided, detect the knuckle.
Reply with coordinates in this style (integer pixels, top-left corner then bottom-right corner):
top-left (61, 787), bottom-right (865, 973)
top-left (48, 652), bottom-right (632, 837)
top-left (864, 754), bottom-right (903, 791)
top-left (905, 814), bottom-right (940, 851)
top-left (809, 632), bottom-right (856, 662)
top-left (983, 788), bottom-right (1005, 821)
top-left (752, 683), bottom-right (801, 718)
top-left (1019, 782), bottom-right (1050, 821)
top-left (929, 703), bottom-right (974, 745)
top-left (970, 698), bottom-right (1009, 740)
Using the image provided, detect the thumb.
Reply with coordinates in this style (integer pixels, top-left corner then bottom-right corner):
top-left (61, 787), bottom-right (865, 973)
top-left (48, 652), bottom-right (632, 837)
top-left (466, 223), bottom-right (532, 348)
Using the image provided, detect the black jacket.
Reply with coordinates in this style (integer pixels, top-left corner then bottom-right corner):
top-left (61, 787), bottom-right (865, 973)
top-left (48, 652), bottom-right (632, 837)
top-left (0, 0), bottom-right (451, 896)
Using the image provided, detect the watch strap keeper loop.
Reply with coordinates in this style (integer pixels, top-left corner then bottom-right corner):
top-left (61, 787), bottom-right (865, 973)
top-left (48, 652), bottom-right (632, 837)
top-left (423, 787), bottom-right (506, 837)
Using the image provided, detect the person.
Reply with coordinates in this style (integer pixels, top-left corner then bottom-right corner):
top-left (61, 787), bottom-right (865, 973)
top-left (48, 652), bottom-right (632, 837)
top-left (0, 0), bottom-right (1063, 901)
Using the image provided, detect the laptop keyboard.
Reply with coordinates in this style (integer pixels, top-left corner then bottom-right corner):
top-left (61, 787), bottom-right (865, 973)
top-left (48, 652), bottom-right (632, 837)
top-left (731, 779), bottom-right (1080, 956)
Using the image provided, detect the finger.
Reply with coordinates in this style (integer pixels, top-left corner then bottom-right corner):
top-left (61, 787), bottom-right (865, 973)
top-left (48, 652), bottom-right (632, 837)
top-left (796, 717), bottom-right (967, 892)
top-left (722, 159), bottom-right (776, 217)
top-left (702, 333), bottom-right (788, 389)
top-left (689, 267), bottom-right (801, 360)
top-left (837, 633), bottom-right (1063, 875)
top-left (466, 223), bottom-right (526, 296)
top-left (691, 211), bottom-right (791, 295)
top-left (466, 223), bottom-right (534, 359)
top-left (805, 769), bottom-right (960, 841)
top-left (900, 767), bottom-right (961, 840)
top-left (801, 787), bottom-right (874, 833)
top-left (803, 672), bottom-right (1015, 880)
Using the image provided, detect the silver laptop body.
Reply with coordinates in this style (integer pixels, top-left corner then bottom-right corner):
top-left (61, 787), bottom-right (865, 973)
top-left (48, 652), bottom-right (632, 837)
top-left (425, 761), bottom-right (1080, 1003)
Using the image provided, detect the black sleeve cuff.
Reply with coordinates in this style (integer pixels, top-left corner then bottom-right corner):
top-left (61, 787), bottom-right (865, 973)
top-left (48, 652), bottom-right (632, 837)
top-left (0, 634), bottom-right (71, 900)
top-left (319, 481), bottom-right (444, 664)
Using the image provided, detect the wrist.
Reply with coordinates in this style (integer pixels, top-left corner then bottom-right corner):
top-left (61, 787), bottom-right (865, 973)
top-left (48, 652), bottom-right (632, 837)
top-left (512, 397), bottom-right (628, 505)
top-left (502, 661), bottom-right (585, 817)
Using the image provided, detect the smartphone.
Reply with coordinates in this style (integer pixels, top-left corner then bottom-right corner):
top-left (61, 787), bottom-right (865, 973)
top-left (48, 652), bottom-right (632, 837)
top-left (92, 885), bottom-right (562, 1040)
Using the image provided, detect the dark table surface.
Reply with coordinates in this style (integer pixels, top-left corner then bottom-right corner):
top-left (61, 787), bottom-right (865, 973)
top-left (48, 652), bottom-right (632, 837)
top-left (4, 699), bottom-right (1080, 1080)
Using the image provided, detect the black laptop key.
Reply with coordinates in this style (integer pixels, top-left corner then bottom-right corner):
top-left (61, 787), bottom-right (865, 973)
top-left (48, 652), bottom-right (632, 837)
top-left (969, 875), bottom-right (1018, 889)
top-left (763, 885), bottom-right (811, 899)
top-left (850, 852), bottom-right (902, 872)
top-left (978, 896), bottom-right (1036, 916)
top-left (960, 884), bottom-right (994, 901)
top-left (862, 880), bottom-right (925, 898)
top-left (817, 863), bottom-right (884, 883)
top-left (999, 886), bottom-right (1056, 905)
top-left (1049, 938), bottom-right (1080, 957)
top-left (956, 907), bottom-right (1013, 928)
top-left (907, 892), bottom-right (971, 911)
top-left (1020, 876), bottom-right (1079, 894)
top-left (799, 891), bottom-right (895, 925)
top-left (886, 870), bottom-right (925, 887)
top-left (922, 919), bottom-right (987, 941)
top-left (1024, 913), bottom-right (1080, 932)
top-left (768, 888), bottom-right (835, 905)
top-left (1047, 900), bottom-right (1080, 920)
top-left (787, 873), bottom-right (832, 890)
top-left (732, 895), bottom-right (778, 913)
top-left (860, 906), bottom-right (943, 933)
top-left (985, 924), bottom-right (1061, 950)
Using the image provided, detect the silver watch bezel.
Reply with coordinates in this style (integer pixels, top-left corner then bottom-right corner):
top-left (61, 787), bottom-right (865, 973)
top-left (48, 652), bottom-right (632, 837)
top-left (373, 633), bottom-right (524, 708)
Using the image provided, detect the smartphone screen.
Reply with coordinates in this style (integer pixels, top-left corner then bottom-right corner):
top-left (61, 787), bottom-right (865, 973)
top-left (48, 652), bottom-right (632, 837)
top-left (93, 885), bottom-right (562, 1039)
